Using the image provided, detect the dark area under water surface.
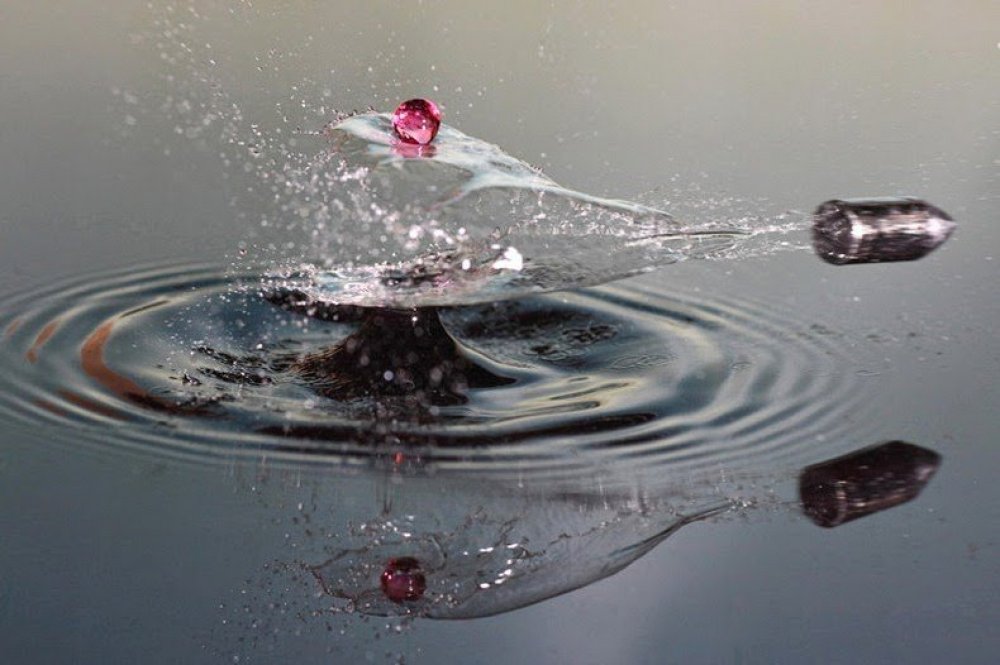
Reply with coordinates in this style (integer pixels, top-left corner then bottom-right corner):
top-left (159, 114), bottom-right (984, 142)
top-left (0, 263), bottom-right (866, 479)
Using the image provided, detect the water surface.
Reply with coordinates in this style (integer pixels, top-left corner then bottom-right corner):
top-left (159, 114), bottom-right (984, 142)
top-left (1, 2), bottom-right (997, 663)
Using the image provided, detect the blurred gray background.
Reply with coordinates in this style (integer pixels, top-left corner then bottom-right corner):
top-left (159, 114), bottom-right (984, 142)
top-left (1, 2), bottom-right (998, 663)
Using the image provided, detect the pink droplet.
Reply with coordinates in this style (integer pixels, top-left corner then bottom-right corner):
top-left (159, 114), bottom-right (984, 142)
top-left (391, 99), bottom-right (442, 145)
top-left (380, 557), bottom-right (427, 603)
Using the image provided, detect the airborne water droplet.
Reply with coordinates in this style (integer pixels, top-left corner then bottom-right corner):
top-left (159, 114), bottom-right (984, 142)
top-left (391, 98), bottom-right (442, 146)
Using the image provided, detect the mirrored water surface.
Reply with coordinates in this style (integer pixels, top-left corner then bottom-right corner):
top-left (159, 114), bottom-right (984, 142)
top-left (1, 2), bottom-right (998, 663)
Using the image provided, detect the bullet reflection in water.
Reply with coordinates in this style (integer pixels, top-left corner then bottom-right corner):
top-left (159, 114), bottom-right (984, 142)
top-left (799, 440), bottom-right (941, 528)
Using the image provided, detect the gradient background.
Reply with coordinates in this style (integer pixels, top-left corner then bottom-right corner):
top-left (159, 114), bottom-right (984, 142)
top-left (1, 2), bottom-right (998, 663)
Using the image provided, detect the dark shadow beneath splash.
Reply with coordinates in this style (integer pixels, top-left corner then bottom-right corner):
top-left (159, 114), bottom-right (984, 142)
top-left (278, 304), bottom-right (515, 406)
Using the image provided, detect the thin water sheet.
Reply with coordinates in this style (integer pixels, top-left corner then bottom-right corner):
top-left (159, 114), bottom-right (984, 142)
top-left (266, 113), bottom-right (740, 308)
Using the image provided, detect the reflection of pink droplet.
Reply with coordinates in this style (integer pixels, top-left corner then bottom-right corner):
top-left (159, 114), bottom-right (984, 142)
top-left (380, 557), bottom-right (427, 603)
top-left (391, 99), bottom-right (442, 145)
top-left (392, 141), bottom-right (436, 159)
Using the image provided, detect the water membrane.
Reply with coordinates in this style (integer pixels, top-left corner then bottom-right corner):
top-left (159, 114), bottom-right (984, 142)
top-left (258, 112), bottom-right (742, 308)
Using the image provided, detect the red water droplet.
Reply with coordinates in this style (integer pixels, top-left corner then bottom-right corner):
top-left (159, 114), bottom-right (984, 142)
top-left (391, 99), bottom-right (441, 145)
top-left (380, 557), bottom-right (427, 603)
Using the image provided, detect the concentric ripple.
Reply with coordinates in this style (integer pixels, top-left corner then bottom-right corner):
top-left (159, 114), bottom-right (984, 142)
top-left (0, 264), bottom-right (871, 478)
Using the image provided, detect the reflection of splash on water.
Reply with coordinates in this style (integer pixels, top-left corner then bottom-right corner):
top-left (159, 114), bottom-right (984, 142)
top-left (301, 492), bottom-right (729, 620)
top-left (208, 468), bottom-right (744, 658)
top-left (0, 263), bottom-right (876, 483)
top-left (212, 437), bottom-right (941, 661)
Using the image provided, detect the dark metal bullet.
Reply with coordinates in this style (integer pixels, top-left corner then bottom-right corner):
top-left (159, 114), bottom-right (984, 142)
top-left (812, 197), bottom-right (956, 265)
top-left (799, 440), bottom-right (942, 528)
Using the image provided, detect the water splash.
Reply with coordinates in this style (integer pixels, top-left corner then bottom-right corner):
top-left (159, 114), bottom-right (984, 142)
top-left (117, 2), bottom-right (825, 315)
top-left (264, 112), bottom-right (741, 308)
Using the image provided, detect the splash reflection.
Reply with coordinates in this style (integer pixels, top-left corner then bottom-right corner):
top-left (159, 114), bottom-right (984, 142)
top-left (295, 472), bottom-right (730, 620)
top-left (273, 439), bottom-right (942, 623)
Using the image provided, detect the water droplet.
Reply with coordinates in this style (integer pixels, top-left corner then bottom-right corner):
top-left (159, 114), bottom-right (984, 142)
top-left (380, 557), bottom-right (426, 603)
top-left (391, 98), bottom-right (441, 145)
